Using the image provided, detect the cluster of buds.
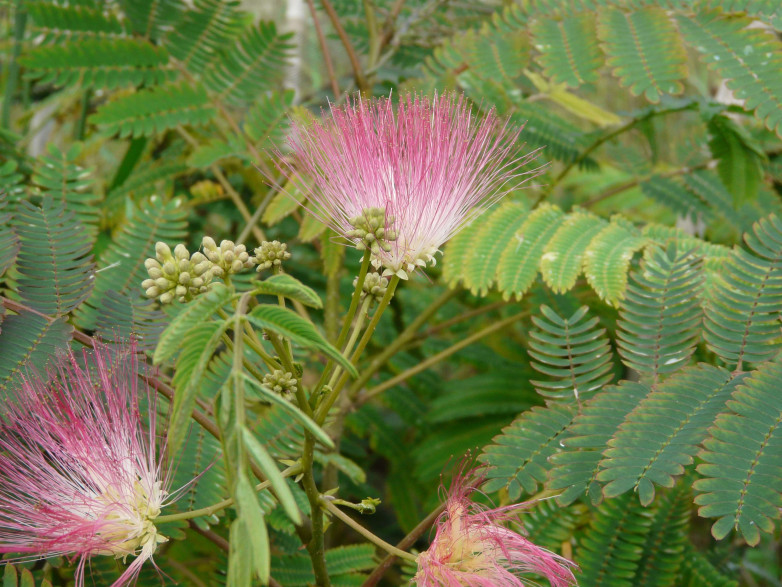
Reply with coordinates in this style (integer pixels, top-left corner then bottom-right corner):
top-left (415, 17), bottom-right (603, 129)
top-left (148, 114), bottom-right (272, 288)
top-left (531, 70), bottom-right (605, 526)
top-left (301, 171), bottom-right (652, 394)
top-left (262, 370), bottom-right (298, 400)
top-left (202, 237), bottom-right (253, 278)
top-left (354, 272), bottom-right (389, 304)
top-left (142, 243), bottom-right (213, 304)
top-left (346, 207), bottom-right (398, 257)
top-left (253, 240), bottom-right (291, 272)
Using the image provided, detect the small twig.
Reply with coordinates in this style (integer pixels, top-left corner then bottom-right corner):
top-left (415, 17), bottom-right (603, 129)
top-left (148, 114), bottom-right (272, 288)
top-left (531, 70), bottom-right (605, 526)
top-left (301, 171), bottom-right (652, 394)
top-left (361, 503), bottom-right (446, 587)
top-left (380, 0), bottom-right (406, 47)
top-left (356, 311), bottom-right (527, 406)
top-left (188, 520), bottom-right (229, 552)
top-left (306, 0), bottom-right (341, 98)
top-left (319, 0), bottom-right (369, 93)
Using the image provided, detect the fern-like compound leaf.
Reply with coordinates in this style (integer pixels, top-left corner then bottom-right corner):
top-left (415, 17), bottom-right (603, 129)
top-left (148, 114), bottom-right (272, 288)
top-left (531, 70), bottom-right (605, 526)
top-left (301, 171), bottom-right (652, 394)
top-left (639, 174), bottom-right (711, 220)
top-left (244, 90), bottom-right (295, 150)
top-left (617, 244), bottom-right (703, 380)
top-left (480, 403), bottom-right (576, 500)
top-left (540, 210), bottom-right (607, 294)
top-left (703, 214), bottom-right (782, 369)
top-left (496, 203), bottom-right (566, 300)
top-left (10, 198), bottom-right (95, 317)
top-left (583, 217), bottom-right (648, 306)
top-left (598, 365), bottom-right (744, 506)
top-left (462, 200), bottom-right (527, 295)
top-left (0, 192), bottom-right (19, 279)
top-left (0, 312), bottom-right (73, 395)
top-left (119, 0), bottom-right (184, 41)
top-left (512, 104), bottom-right (598, 168)
top-left (694, 356), bottom-right (782, 546)
top-left (75, 196), bottom-right (188, 329)
top-left (32, 143), bottom-right (100, 237)
top-left (27, 2), bottom-right (125, 42)
top-left (598, 6), bottom-right (687, 103)
top-left (167, 0), bottom-right (243, 73)
top-left (677, 10), bottom-right (782, 137)
top-left (93, 290), bottom-right (166, 352)
top-left (90, 82), bottom-right (217, 138)
top-left (204, 22), bottom-right (293, 106)
top-left (549, 381), bottom-right (649, 506)
top-left (21, 38), bottom-right (172, 89)
top-left (532, 12), bottom-right (602, 87)
top-left (528, 305), bottom-right (613, 402)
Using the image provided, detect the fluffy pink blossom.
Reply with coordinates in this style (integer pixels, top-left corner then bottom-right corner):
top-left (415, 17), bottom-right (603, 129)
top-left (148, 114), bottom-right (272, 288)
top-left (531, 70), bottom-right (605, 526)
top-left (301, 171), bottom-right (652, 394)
top-left (281, 93), bottom-right (542, 279)
top-left (414, 471), bottom-right (577, 587)
top-left (0, 341), bottom-right (174, 586)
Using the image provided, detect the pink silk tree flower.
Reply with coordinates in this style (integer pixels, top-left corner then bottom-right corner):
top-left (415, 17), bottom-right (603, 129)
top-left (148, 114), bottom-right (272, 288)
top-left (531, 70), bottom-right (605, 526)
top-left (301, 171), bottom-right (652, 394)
top-left (0, 341), bottom-right (174, 586)
top-left (281, 93), bottom-right (543, 279)
top-left (414, 471), bottom-right (578, 587)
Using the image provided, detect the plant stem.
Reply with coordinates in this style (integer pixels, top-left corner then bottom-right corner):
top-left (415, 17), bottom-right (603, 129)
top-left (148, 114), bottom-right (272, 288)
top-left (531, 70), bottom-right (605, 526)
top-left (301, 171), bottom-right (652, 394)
top-left (73, 88), bottom-right (92, 141)
top-left (316, 276), bottom-right (399, 425)
top-left (306, 0), bottom-right (341, 98)
top-left (531, 100), bottom-right (698, 208)
top-left (157, 465), bottom-right (301, 523)
top-left (301, 430), bottom-right (330, 585)
top-left (314, 251), bottom-right (371, 396)
top-left (237, 185), bottom-right (278, 245)
top-left (357, 311), bottom-right (527, 406)
top-left (319, 0), bottom-right (369, 93)
top-left (321, 498), bottom-right (418, 562)
top-left (361, 502), bottom-right (446, 587)
top-left (344, 288), bottom-right (456, 401)
top-left (328, 296), bottom-right (371, 388)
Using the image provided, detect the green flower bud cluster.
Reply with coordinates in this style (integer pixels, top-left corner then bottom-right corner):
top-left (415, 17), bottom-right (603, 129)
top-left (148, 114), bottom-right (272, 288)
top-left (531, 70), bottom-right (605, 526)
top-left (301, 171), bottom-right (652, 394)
top-left (353, 272), bottom-right (388, 304)
top-left (347, 207), bottom-right (398, 256)
top-left (202, 237), bottom-right (253, 278)
top-left (262, 370), bottom-right (297, 400)
top-left (142, 242), bottom-right (213, 304)
top-left (253, 241), bottom-right (291, 272)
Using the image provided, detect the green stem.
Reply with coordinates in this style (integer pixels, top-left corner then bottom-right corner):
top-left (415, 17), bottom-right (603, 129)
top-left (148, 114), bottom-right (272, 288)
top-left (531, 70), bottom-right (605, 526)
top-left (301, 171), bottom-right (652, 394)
top-left (356, 311), bottom-right (527, 406)
top-left (1, 3), bottom-right (27, 130)
top-left (316, 276), bottom-right (399, 425)
top-left (157, 465), bottom-right (301, 523)
top-left (314, 251), bottom-right (371, 396)
top-left (344, 288), bottom-right (457, 402)
top-left (531, 100), bottom-right (697, 208)
top-left (327, 296), bottom-right (371, 389)
top-left (321, 498), bottom-right (418, 562)
top-left (73, 87), bottom-right (92, 141)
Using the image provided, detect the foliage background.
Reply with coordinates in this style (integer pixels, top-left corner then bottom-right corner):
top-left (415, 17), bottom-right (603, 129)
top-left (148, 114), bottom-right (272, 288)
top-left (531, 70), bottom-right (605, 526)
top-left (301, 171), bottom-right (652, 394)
top-left (2, 0), bottom-right (782, 585)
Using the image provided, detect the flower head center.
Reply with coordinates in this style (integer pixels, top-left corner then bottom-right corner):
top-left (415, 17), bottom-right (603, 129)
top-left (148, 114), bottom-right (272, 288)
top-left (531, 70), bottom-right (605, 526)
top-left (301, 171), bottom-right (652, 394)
top-left (347, 207), bottom-right (398, 256)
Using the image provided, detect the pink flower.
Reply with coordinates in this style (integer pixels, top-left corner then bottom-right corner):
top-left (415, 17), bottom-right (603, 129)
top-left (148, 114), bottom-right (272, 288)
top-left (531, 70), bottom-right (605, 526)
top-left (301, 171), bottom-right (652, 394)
top-left (414, 471), bottom-right (577, 587)
top-left (0, 341), bottom-right (174, 586)
top-left (281, 93), bottom-right (542, 279)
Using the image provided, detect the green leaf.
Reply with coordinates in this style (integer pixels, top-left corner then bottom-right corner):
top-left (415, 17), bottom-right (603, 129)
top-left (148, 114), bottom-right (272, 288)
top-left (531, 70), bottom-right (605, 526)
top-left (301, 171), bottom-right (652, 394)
top-left (496, 203), bottom-right (566, 300)
top-left (540, 210), bottom-right (606, 294)
top-left (480, 403), bottom-right (576, 499)
top-left (252, 274), bottom-right (323, 309)
top-left (229, 473), bottom-right (270, 585)
top-left (90, 81), bottom-right (216, 138)
top-left (155, 283), bottom-right (233, 364)
top-left (583, 217), bottom-right (648, 306)
top-left (204, 21), bottom-right (293, 106)
top-left (168, 319), bottom-right (231, 456)
top-left (462, 201), bottom-right (527, 296)
top-left (0, 193), bottom-right (19, 280)
top-left (20, 38), bottom-right (172, 88)
top-left (694, 356), bottom-right (782, 545)
top-left (707, 114), bottom-right (765, 206)
top-left (703, 214), bottom-right (782, 368)
top-left (597, 365), bottom-right (743, 505)
top-left (167, 0), bottom-right (242, 73)
top-left (528, 305), bottom-right (614, 402)
top-left (262, 188), bottom-right (300, 226)
top-left (616, 244), bottom-right (703, 380)
top-left (298, 212), bottom-right (327, 242)
top-left (10, 197), bottom-right (94, 317)
top-left (532, 12), bottom-right (602, 87)
top-left (598, 6), bottom-right (687, 103)
top-left (0, 313), bottom-right (73, 396)
top-left (549, 381), bottom-right (648, 506)
top-left (241, 426), bottom-right (301, 524)
top-left (639, 175), bottom-right (711, 220)
top-left (243, 375), bottom-right (334, 449)
top-left (678, 9), bottom-right (782, 137)
top-left (246, 305), bottom-right (357, 377)
top-left (27, 2), bottom-right (124, 42)
top-left (244, 89), bottom-right (295, 149)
